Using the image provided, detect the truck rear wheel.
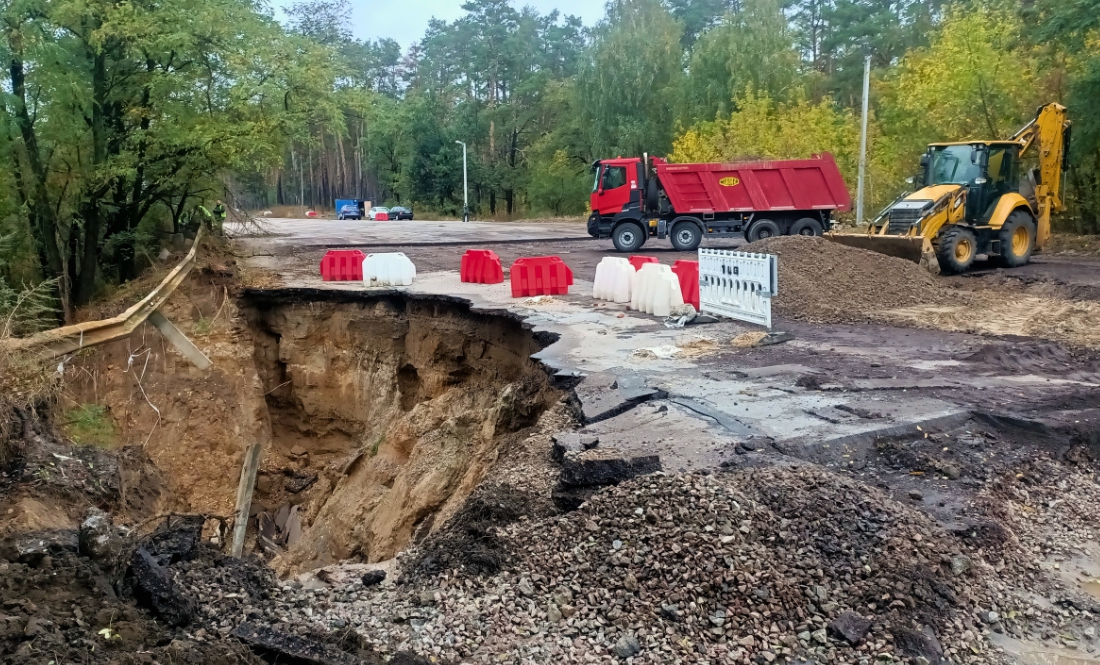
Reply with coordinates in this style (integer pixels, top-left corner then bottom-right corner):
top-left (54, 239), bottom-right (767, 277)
top-left (747, 219), bottom-right (780, 242)
top-left (612, 223), bottom-right (646, 252)
top-left (670, 222), bottom-right (702, 251)
top-left (790, 218), bottom-right (824, 237)
top-left (936, 226), bottom-right (978, 274)
top-left (998, 210), bottom-right (1036, 268)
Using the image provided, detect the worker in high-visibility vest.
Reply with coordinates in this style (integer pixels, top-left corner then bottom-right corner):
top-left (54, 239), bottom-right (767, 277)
top-left (212, 200), bottom-right (227, 234)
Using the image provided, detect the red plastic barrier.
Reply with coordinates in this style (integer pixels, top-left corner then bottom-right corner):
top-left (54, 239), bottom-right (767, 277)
top-left (375, 212), bottom-right (390, 221)
top-left (461, 249), bottom-right (504, 284)
top-left (306, 210), bottom-right (318, 217)
top-left (629, 255), bottom-right (659, 272)
top-left (320, 250), bottom-right (365, 281)
top-left (510, 256), bottom-right (573, 297)
top-left (671, 260), bottom-right (700, 310)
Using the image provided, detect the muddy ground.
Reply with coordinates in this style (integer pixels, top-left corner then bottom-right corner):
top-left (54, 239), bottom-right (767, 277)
top-left (3, 228), bottom-right (1100, 663)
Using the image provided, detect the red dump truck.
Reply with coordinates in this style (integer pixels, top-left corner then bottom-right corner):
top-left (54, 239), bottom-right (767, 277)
top-left (587, 153), bottom-right (852, 251)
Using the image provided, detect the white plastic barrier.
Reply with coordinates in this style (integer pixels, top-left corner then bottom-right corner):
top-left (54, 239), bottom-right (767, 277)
top-left (630, 263), bottom-right (685, 317)
top-left (698, 249), bottom-right (777, 329)
top-left (363, 252), bottom-right (416, 286)
top-left (592, 257), bottom-right (635, 303)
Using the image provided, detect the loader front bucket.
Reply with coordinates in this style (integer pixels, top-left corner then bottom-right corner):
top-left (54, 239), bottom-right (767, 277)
top-left (824, 233), bottom-right (940, 275)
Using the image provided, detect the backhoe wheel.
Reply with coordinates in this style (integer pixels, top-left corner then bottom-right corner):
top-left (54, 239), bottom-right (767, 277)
top-left (998, 210), bottom-right (1036, 268)
top-left (936, 227), bottom-right (978, 274)
top-left (747, 219), bottom-right (781, 242)
top-left (670, 222), bottom-right (702, 251)
top-left (612, 223), bottom-right (646, 252)
top-left (790, 217), bottom-right (824, 237)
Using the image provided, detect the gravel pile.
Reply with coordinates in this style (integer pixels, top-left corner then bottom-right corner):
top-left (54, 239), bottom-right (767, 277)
top-left (18, 461), bottom-right (1095, 664)
top-left (740, 236), bottom-right (949, 324)
top-left (247, 466), bottom-right (1100, 664)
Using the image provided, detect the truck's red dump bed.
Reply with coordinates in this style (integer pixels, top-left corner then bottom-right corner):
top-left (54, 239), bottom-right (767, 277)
top-left (656, 153), bottom-right (852, 215)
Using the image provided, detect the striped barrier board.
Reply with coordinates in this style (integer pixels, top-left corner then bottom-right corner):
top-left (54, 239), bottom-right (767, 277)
top-left (698, 249), bottom-right (777, 329)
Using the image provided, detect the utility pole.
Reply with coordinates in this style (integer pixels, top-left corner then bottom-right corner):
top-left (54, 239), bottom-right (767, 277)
top-left (856, 53), bottom-right (871, 227)
top-left (455, 140), bottom-right (469, 222)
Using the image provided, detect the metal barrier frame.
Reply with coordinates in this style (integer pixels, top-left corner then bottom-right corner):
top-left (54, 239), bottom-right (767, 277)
top-left (698, 249), bottom-right (778, 329)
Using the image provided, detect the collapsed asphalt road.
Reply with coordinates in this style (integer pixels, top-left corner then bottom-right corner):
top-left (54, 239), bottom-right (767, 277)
top-left (4, 220), bottom-right (1100, 663)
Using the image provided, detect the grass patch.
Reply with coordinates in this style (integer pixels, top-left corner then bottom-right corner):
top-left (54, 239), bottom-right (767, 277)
top-left (62, 404), bottom-right (117, 447)
top-left (368, 434), bottom-right (384, 457)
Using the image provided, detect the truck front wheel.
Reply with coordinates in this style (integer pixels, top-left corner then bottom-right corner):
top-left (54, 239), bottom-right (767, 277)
top-left (670, 222), bottom-right (702, 251)
top-left (612, 223), bottom-right (646, 252)
top-left (747, 219), bottom-right (781, 242)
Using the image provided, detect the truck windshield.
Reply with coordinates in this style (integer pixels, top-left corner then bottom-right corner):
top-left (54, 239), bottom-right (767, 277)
top-left (930, 145), bottom-right (983, 185)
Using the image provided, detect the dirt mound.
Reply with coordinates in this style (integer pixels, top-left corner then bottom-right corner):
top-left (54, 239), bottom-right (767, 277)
top-left (0, 426), bottom-right (174, 538)
top-left (961, 340), bottom-right (1100, 375)
top-left (0, 534), bottom-right (413, 665)
top-left (740, 236), bottom-right (949, 324)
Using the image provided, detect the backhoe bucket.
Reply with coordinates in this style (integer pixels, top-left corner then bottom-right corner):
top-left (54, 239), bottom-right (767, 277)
top-left (825, 233), bottom-right (940, 275)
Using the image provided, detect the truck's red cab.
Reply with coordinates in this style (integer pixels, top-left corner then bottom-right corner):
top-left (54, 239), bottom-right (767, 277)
top-left (590, 157), bottom-right (644, 215)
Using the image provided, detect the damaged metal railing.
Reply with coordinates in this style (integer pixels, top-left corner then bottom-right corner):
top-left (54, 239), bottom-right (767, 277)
top-left (3, 229), bottom-right (212, 369)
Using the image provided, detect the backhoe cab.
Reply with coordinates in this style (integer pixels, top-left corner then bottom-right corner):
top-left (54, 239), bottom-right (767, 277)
top-left (829, 103), bottom-right (1071, 274)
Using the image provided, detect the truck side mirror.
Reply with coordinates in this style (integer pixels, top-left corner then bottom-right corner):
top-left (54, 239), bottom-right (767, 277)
top-left (919, 154), bottom-right (929, 168)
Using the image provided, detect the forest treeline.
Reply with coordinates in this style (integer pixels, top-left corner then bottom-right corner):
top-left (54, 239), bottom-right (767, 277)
top-left (1, 0), bottom-right (1099, 319)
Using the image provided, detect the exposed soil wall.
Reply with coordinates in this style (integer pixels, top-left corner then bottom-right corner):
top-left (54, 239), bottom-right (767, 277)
top-left (62, 281), bottom-right (559, 574)
top-left (244, 291), bottom-right (558, 574)
top-left (63, 269), bottom-right (273, 520)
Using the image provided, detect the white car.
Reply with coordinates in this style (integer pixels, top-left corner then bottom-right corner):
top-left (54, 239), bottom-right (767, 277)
top-left (367, 207), bottom-right (390, 220)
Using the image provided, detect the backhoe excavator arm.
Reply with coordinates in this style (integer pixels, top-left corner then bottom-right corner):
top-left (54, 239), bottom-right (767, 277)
top-left (1010, 102), bottom-right (1070, 248)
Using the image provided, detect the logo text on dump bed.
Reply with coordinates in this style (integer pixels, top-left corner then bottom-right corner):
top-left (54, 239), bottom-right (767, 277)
top-left (718, 177), bottom-right (741, 187)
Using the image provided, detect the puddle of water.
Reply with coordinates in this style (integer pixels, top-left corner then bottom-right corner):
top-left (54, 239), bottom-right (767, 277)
top-left (907, 359), bottom-right (965, 370)
top-left (1046, 544), bottom-right (1100, 603)
top-left (991, 634), bottom-right (1100, 665)
top-left (1080, 580), bottom-right (1100, 600)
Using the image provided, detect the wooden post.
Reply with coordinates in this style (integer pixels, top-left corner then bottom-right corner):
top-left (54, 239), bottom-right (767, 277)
top-left (230, 441), bottom-right (263, 557)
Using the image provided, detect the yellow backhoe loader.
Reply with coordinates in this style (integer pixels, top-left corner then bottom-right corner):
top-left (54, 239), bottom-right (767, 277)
top-left (829, 103), bottom-right (1071, 273)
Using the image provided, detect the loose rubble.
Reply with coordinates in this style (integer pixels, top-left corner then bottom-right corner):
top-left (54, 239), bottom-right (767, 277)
top-left (226, 465), bottom-right (1100, 664)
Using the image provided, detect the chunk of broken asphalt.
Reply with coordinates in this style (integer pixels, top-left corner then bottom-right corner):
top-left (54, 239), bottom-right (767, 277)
top-left (551, 432), bottom-right (599, 463)
top-left (129, 547), bottom-right (194, 627)
top-left (361, 570), bottom-right (386, 587)
top-left (232, 621), bottom-right (360, 665)
top-left (551, 484), bottom-right (600, 511)
top-left (143, 515), bottom-right (204, 566)
top-left (0, 529), bottom-right (79, 565)
top-left (827, 610), bottom-right (872, 644)
top-left (893, 626), bottom-right (946, 665)
top-left (559, 451), bottom-right (662, 487)
top-left (79, 508), bottom-right (123, 562)
top-left (285, 470), bottom-right (318, 493)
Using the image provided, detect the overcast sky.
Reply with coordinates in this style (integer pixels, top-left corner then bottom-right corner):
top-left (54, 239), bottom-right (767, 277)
top-left (304, 0), bottom-right (604, 48)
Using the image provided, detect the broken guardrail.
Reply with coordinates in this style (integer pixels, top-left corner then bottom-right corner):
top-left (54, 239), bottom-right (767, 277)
top-left (3, 229), bottom-right (211, 370)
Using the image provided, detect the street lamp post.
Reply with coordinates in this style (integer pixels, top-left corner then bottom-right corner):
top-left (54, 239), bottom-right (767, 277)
top-left (455, 140), bottom-right (469, 223)
top-left (856, 53), bottom-right (871, 228)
